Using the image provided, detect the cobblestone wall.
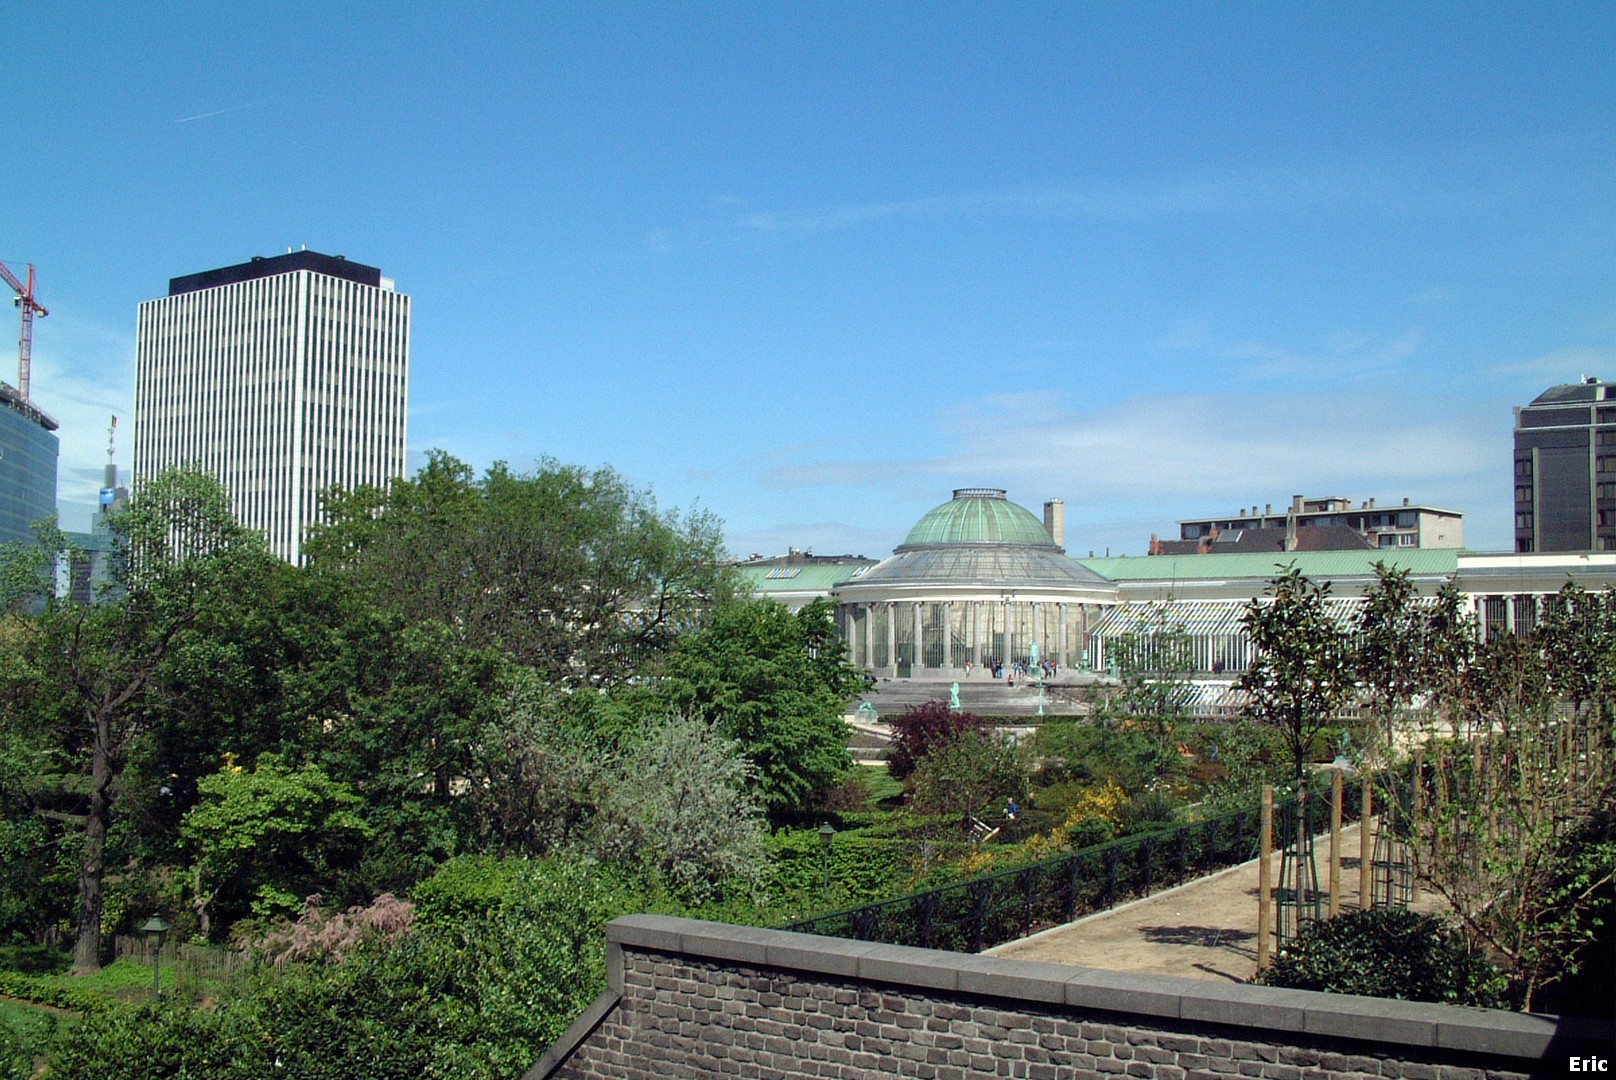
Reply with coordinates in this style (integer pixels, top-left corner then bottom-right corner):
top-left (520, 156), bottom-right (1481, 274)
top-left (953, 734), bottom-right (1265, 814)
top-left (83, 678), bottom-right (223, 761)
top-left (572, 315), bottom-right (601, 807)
top-left (527, 916), bottom-right (1612, 1080)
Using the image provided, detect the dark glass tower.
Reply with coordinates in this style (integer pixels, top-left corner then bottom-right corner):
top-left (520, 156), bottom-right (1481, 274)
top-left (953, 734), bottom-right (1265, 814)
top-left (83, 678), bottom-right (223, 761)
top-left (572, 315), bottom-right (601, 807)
top-left (0, 383), bottom-right (59, 548)
top-left (1513, 377), bottom-right (1616, 552)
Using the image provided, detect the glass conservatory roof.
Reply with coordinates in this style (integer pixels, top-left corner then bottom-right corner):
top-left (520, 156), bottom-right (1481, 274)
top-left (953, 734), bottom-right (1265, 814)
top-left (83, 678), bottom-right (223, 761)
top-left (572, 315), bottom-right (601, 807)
top-left (847, 545), bottom-right (1110, 589)
top-left (835, 489), bottom-right (1109, 592)
top-left (901, 488), bottom-right (1058, 549)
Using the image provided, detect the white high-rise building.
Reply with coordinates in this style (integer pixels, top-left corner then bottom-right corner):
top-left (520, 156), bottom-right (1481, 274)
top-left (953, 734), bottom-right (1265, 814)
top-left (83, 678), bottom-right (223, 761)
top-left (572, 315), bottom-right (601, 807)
top-left (134, 251), bottom-right (409, 563)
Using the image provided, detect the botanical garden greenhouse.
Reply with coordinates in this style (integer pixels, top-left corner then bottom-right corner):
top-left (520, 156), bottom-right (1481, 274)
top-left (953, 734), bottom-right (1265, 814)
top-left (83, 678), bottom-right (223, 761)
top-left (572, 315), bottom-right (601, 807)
top-left (735, 487), bottom-right (1616, 683)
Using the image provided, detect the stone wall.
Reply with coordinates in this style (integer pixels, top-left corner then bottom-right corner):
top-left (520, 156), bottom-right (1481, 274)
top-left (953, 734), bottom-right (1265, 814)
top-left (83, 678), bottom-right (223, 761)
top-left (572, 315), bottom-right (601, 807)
top-left (526, 915), bottom-right (1614, 1080)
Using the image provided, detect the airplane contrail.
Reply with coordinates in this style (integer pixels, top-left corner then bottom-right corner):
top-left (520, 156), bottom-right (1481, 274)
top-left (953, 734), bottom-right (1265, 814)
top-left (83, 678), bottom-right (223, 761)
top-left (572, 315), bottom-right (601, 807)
top-left (175, 104), bottom-right (252, 124)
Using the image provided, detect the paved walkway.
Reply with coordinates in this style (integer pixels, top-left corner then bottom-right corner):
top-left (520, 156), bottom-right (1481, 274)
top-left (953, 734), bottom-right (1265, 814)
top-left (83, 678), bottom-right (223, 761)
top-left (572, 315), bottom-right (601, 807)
top-left (988, 824), bottom-right (1445, 983)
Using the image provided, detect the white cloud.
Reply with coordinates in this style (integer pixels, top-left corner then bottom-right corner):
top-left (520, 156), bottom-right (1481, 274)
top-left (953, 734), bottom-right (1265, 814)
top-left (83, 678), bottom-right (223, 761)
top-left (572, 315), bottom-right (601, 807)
top-left (1487, 345), bottom-right (1614, 384)
top-left (753, 386), bottom-right (1507, 554)
top-left (734, 162), bottom-right (1403, 238)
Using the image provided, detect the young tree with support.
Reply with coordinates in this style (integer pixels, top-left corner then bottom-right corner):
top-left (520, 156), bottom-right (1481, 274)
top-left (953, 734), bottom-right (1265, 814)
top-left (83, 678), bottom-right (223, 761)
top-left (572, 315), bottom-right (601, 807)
top-left (1237, 566), bottom-right (1357, 942)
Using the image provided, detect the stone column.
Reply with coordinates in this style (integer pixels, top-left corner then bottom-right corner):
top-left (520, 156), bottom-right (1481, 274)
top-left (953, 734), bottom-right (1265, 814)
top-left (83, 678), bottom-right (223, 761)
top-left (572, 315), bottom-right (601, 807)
top-left (861, 604), bottom-right (874, 670)
top-left (912, 602), bottom-right (924, 672)
top-left (1001, 600), bottom-right (1012, 668)
top-left (885, 602), bottom-right (897, 674)
top-left (1032, 601), bottom-right (1043, 667)
top-left (942, 601), bottom-right (954, 671)
top-left (970, 602), bottom-right (982, 667)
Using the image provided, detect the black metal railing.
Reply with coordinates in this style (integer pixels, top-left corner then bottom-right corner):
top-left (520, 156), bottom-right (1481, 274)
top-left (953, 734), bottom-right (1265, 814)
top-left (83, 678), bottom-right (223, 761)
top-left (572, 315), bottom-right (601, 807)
top-left (784, 777), bottom-right (1366, 954)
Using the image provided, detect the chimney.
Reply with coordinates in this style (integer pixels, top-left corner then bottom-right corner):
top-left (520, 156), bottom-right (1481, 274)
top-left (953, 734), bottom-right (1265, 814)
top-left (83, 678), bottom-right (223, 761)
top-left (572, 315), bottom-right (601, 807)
top-left (1149, 532), bottom-right (1160, 555)
top-left (1403, 497), bottom-right (1410, 506)
top-left (1264, 503), bottom-right (1272, 516)
top-left (1291, 494), bottom-right (1304, 515)
top-left (1043, 499), bottom-right (1065, 548)
top-left (1285, 506), bottom-right (1299, 551)
top-left (1368, 497), bottom-right (1375, 509)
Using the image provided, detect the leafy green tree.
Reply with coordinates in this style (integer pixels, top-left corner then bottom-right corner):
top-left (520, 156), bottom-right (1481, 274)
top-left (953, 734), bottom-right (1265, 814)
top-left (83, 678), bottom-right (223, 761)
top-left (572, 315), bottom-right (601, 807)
top-left (1355, 562), bottom-right (1427, 756)
top-left (909, 729), bottom-right (1030, 834)
top-left (1416, 630), bottom-right (1616, 1009)
top-left (0, 468), bottom-right (279, 972)
top-left (305, 452), bottom-right (735, 688)
top-left (181, 754), bottom-right (374, 935)
top-left (461, 676), bottom-right (605, 858)
top-left (589, 714), bottom-right (768, 903)
top-left (1538, 582), bottom-right (1616, 724)
top-left (1106, 604), bottom-right (1197, 772)
top-left (657, 598), bottom-right (862, 815)
top-left (1236, 566), bottom-right (1357, 786)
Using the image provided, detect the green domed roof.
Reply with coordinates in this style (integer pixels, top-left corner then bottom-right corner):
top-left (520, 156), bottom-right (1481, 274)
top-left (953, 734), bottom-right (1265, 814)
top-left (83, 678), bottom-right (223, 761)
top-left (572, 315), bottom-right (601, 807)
top-left (901, 489), bottom-right (1057, 549)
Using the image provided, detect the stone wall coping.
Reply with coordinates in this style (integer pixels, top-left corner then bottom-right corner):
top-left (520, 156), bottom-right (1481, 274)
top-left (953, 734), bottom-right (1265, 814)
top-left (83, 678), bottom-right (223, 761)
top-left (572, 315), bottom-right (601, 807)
top-left (607, 913), bottom-right (1615, 1063)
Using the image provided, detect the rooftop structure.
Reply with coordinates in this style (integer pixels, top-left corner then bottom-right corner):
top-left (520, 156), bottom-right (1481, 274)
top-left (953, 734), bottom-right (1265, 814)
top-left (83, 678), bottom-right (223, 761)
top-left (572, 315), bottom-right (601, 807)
top-left (1512, 376), bottom-right (1616, 552)
top-left (830, 489), bottom-right (1112, 676)
top-left (1164, 493), bottom-right (1463, 554)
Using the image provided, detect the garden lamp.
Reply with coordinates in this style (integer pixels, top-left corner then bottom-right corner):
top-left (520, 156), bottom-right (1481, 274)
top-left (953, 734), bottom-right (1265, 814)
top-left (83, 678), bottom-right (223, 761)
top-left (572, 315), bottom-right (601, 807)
top-left (141, 915), bottom-right (171, 998)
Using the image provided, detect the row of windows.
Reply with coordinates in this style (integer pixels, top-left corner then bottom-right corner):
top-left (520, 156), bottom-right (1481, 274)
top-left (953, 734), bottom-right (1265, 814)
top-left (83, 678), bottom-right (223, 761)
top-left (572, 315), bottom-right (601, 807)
top-left (134, 272), bottom-right (408, 561)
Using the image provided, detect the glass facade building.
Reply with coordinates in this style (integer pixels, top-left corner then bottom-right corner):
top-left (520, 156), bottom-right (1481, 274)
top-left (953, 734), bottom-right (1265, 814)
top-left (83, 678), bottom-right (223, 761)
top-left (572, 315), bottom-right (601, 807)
top-left (1513, 377), bottom-right (1616, 553)
top-left (0, 384), bottom-right (59, 548)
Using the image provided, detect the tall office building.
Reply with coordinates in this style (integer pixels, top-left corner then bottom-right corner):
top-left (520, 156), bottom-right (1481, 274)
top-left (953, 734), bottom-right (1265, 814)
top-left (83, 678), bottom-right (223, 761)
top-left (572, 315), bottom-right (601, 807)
top-left (134, 251), bottom-right (409, 562)
top-left (1512, 377), bottom-right (1616, 553)
top-left (0, 382), bottom-right (59, 548)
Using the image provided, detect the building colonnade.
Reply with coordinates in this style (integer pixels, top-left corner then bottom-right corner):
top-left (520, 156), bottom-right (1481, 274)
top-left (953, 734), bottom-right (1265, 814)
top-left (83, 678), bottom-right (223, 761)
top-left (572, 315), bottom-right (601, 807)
top-left (837, 598), bottom-right (1105, 677)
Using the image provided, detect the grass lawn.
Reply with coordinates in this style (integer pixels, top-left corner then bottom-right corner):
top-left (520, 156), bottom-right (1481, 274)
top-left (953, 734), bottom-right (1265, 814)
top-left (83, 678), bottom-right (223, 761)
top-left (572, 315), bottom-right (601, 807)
top-left (0, 994), bottom-right (62, 1074)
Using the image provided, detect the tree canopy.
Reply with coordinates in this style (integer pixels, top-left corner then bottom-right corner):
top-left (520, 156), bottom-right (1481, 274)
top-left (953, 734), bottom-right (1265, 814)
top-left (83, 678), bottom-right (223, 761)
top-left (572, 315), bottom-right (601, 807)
top-left (305, 452), bottom-right (736, 687)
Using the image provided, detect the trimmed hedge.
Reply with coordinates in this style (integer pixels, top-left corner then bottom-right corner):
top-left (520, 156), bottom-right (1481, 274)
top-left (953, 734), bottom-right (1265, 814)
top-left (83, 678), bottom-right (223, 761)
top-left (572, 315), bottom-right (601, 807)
top-left (0, 971), bottom-right (108, 1014)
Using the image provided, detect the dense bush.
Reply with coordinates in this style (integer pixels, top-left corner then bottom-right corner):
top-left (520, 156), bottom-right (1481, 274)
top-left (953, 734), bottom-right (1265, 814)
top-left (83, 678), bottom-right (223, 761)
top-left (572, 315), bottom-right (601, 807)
top-left (49, 854), bottom-right (650, 1079)
top-left (0, 971), bottom-right (108, 1013)
top-left (1257, 907), bottom-right (1505, 1007)
top-left (0, 943), bottom-right (67, 975)
top-left (886, 701), bottom-right (985, 780)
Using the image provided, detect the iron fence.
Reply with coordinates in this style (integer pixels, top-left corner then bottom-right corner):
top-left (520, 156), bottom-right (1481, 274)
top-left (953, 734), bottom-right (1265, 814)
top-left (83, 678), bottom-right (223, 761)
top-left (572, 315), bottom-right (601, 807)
top-left (784, 777), bottom-right (1364, 954)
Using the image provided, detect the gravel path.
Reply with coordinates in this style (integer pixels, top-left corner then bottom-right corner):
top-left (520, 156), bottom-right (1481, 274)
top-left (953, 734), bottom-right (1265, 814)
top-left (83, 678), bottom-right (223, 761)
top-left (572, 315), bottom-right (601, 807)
top-left (988, 824), bottom-right (1445, 983)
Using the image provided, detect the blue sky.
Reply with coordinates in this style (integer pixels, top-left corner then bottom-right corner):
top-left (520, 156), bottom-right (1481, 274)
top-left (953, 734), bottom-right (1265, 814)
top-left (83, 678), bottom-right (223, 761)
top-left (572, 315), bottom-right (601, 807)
top-left (6, 3), bottom-right (1612, 557)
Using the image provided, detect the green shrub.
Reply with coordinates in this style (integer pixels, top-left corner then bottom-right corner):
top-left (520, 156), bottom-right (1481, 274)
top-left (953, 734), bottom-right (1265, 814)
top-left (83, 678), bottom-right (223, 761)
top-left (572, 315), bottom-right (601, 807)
top-left (0, 971), bottom-right (108, 1013)
top-left (1257, 907), bottom-right (1506, 1007)
top-left (0, 943), bottom-right (67, 975)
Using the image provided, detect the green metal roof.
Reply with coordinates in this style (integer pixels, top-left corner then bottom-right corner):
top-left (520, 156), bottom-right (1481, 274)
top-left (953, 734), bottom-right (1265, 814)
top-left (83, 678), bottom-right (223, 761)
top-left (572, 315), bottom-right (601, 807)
top-left (734, 562), bottom-right (876, 595)
top-left (1076, 548), bottom-right (1460, 583)
top-left (901, 489), bottom-right (1056, 549)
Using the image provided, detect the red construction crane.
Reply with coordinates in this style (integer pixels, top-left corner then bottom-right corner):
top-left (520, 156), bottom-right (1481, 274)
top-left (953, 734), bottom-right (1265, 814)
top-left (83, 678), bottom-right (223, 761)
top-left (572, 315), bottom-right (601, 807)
top-left (0, 261), bottom-right (47, 402)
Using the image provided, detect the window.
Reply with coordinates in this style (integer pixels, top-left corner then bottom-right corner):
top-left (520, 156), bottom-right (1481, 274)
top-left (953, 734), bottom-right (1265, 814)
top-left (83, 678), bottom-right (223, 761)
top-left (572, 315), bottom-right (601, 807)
top-left (1601, 456), bottom-right (1616, 475)
top-left (1601, 482), bottom-right (1616, 500)
top-left (1600, 429), bottom-right (1616, 446)
top-left (1515, 458), bottom-right (1533, 477)
top-left (1397, 534), bottom-right (1417, 546)
top-left (1517, 512), bottom-right (1534, 530)
top-left (1516, 485), bottom-right (1533, 504)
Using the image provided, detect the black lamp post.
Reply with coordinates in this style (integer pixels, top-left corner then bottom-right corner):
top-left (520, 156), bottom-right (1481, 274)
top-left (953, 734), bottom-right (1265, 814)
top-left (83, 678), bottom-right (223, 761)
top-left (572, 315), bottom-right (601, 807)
top-left (140, 915), bottom-right (171, 999)
top-left (817, 822), bottom-right (836, 898)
